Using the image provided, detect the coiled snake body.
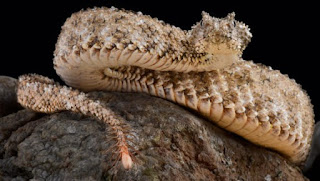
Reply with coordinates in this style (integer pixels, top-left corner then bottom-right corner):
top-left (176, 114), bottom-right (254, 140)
top-left (17, 7), bottom-right (314, 169)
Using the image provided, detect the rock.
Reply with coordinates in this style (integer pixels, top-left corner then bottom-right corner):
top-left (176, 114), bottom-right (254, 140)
top-left (304, 121), bottom-right (320, 180)
top-left (0, 91), bottom-right (307, 180)
top-left (0, 76), bottom-right (22, 117)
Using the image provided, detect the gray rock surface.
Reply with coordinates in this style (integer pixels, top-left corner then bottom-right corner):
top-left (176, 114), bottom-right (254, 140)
top-left (0, 76), bottom-right (21, 117)
top-left (304, 121), bottom-right (320, 180)
top-left (0, 88), bottom-right (307, 180)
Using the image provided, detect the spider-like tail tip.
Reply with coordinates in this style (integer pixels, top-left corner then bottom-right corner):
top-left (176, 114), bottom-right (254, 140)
top-left (121, 152), bottom-right (133, 169)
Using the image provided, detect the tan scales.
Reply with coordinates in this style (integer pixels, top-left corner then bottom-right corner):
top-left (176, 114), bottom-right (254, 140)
top-left (17, 7), bottom-right (314, 168)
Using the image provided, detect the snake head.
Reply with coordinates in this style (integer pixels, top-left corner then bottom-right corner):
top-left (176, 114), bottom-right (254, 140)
top-left (187, 12), bottom-right (252, 67)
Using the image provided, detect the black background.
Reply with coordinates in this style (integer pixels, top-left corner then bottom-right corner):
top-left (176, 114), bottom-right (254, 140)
top-left (1, 0), bottom-right (319, 179)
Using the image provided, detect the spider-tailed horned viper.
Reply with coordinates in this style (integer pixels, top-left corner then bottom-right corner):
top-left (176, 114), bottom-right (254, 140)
top-left (16, 7), bottom-right (315, 169)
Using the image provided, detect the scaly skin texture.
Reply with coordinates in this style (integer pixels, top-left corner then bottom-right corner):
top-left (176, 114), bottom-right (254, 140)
top-left (54, 7), bottom-right (251, 74)
top-left (17, 7), bottom-right (314, 168)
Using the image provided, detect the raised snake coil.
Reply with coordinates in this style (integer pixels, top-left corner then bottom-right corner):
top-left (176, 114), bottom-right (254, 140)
top-left (34, 7), bottom-right (315, 165)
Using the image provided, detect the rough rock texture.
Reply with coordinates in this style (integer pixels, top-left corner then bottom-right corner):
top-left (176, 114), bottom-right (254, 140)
top-left (0, 76), bottom-right (21, 117)
top-left (304, 121), bottom-right (320, 180)
top-left (0, 90), bottom-right (307, 180)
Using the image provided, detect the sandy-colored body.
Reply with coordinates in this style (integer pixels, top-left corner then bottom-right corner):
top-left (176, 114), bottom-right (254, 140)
top-left (17, 7), bottom-right (314, 166)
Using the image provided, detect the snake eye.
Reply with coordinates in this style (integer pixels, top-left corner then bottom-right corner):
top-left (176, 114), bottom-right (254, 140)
top-left (200, 20), bottom-right (204, 27)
